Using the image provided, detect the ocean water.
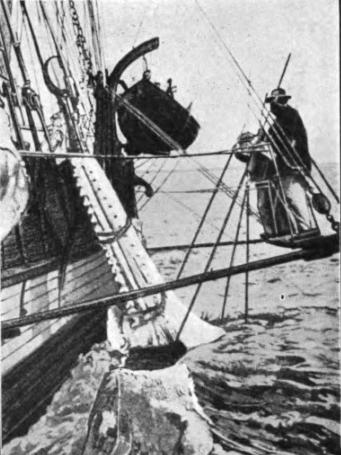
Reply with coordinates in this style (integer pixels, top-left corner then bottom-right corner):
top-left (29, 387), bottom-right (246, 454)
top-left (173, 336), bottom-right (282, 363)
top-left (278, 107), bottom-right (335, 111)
top-left (3, 161), bottom-right (340, 454)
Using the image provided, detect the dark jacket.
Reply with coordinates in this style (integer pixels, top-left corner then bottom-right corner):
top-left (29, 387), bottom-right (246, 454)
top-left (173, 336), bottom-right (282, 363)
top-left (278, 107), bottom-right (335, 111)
top-left (267, 102), bottom-right (311, 174)
top-left (235, 150), bottom-right (275, 182)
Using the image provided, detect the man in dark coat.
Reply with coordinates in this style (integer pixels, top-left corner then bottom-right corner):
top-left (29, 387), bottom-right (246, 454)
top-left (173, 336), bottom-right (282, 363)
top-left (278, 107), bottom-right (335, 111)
top-left (263, 88), bottom-right (314, 233)
top-left (265, 88), bottom-right (311, 173)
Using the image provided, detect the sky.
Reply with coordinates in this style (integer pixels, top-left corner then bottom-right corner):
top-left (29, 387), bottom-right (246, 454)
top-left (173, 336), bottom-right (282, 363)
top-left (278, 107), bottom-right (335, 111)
top-left (98, 0), bottom-right (339, 163)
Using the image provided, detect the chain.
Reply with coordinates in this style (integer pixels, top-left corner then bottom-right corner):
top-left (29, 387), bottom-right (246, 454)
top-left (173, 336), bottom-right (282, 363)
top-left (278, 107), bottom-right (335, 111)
top-left (311, 192), bottom-right (339, 234)
top-left (69, 0), bottom-right (93, 76)
top-left (326, 213), bottom-right (340, 233)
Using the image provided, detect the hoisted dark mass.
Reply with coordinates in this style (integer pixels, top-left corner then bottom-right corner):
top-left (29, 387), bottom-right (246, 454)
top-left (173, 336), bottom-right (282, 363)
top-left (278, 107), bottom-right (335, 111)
top-left (117, 79), bottom-right (200, 154)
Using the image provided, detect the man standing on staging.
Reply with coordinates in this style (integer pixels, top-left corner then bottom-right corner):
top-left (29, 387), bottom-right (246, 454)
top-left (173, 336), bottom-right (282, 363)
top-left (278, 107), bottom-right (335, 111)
top-left (262, 87), bottom-right (315, 233)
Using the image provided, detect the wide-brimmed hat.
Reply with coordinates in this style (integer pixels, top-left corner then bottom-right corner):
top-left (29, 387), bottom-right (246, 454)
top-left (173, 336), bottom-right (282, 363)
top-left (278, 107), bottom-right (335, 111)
top-left (265, 87), bottom-right (291, 103)
top-left (237, 131), bottom-right (255, 143)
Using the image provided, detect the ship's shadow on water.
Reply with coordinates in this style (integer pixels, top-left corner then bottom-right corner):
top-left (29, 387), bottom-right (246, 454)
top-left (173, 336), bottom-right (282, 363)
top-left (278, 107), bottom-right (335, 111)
top-left (182, 308), bottom-right (340, 455)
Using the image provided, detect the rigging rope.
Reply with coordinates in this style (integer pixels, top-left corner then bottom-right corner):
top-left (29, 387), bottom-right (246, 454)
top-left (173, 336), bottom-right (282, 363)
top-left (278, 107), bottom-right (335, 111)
top-left (176, 153), bottom-right (234, 279)
top-left (119, 95), bottom-right (255, 215)
top-left (95, 0), bottom-right (107, 71)
top-left (23, 20), bottom-right (39, 91)
top-left (134, 157), bottom-right (152, 170)
top-left (220, 189), bottom-right (246, 321)
top-left (176, 169), bottom-right (247, 340)
top-left (139, 160), bottom-right (180, 211)
top-left (0, 19), bottom-right (26, 145)
top-left (160, 192), bottom-right (225, 235)
top-left (86, 0), bottom-right (103, 71)
top-left (132, 7), bottom-right (148, 49)
top-left (1, 0), bottom-right (42, 150)
top-left (136, 157), bottom-right (169, 217)
top-left (136, 158), bottom-right (167, 206)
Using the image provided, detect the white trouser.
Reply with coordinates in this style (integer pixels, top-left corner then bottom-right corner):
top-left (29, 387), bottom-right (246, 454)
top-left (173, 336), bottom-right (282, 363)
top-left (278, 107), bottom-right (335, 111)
top-left (281, 174), bottom-right (314, 232)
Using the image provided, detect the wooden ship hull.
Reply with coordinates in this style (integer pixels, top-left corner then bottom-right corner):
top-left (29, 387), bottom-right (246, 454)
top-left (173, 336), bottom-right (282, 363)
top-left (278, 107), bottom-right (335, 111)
top-left (2, 258), bottom-right (108, 442)
top-left (1, 158), bottom-right (115, 441)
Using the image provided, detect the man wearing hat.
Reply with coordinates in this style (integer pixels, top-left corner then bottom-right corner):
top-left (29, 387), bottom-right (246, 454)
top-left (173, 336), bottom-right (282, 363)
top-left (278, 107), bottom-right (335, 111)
top-left (234, 131), bottom-right (289, 237)
top-left (262, 87), bottom-right (314, 233)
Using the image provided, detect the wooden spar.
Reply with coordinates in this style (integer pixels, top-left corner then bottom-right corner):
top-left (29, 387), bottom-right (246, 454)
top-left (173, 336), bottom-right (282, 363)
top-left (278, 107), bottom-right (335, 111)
top-left (148, 239), bottom-right (263, 253)
top-left (221, 191), bottom-right (247, 321)
top-left (108, 37), bottom-right (159, 91)
top-left (259, 52), bottom-right (292, 128)
top-left (277, 52), bottom-right (291, 88)
top-left (176, 155), bottom-right (235, 279)
top-left (2, 233), bottom-right (338, 331)
top-left (18, 149), bottom-right (239, 159)
top-left (244, 183), bottom-right (250, 323)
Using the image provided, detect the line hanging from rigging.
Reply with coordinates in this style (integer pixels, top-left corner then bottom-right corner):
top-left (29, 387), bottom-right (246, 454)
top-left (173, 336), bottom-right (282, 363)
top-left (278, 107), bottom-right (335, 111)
top-left (221, 189), bottom-right (246, 321)
top-left (139, 160), bottom-right (180, 210)
top-left (176, 169), bottom-right (247, 340)
top-left (176, 153), bottom-right (234, 279)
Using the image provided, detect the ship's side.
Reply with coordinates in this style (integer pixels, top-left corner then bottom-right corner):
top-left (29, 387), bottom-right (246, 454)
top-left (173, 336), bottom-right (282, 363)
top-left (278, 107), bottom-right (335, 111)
top-left (1, 1), bottom-right (225, 444)
top-left (0, 158), bottom-right (121, 442)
